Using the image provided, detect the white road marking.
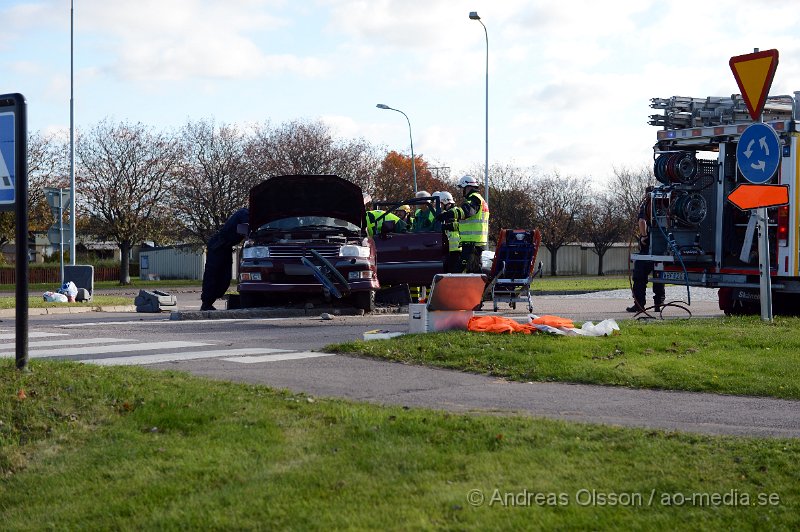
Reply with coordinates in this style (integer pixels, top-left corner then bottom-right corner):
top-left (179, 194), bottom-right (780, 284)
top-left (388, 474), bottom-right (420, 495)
top-left (57, 320), bottom-right (173, 328)
top-left (0, 338), bottom-right (131, 350)
top-left (0, 332), bottom-right (69, 340)
top-left (56, 316), bottom-right (333, 328)
top-left (0, 341), bottom-right (210, 359)
top-left (85, 347), bottom-right (291, 366)
top-left (223, 351), bottom-right (336, 364)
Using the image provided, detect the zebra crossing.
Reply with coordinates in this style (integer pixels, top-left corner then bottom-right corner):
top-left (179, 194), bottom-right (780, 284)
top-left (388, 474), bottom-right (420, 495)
top-left (0, 330), bottom-right (335, 366)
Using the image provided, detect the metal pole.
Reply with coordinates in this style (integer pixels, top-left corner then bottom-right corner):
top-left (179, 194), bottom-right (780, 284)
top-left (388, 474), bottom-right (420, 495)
top-left (14, 95), bottom-right (29, 370)
top-left (398, 109), bottom-right (417, 195)
top-left (757, 207), bottom-right (773, 322)
top-left (754, 92), bottom-right (773, 322)
top-left (69, 0), bottom-right (76, 265)
top-left (480, 20), bottom-right (488, 207)
top-left (59, 189), bottom-right (64, 284)
top-left (376, 104), bottom-right (417, 194)
top-left (469, 12), bottom-right (489, 205)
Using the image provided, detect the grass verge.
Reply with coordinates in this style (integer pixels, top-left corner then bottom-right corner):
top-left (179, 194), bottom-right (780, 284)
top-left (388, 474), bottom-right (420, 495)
top-left (0, 279), bottom-right (201, 293)
top-left (532, 274), bottom-right (630, 293)
top-left (328, 316), bottom-right (800, 400)
top-left (0, 295), bottom-right (133, 310)
top-left (1, 360), bottom-right (797, 529)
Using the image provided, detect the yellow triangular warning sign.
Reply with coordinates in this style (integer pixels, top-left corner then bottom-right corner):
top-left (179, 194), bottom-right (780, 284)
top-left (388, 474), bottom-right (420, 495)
top-left (730, 49), bottom-right (779, 121)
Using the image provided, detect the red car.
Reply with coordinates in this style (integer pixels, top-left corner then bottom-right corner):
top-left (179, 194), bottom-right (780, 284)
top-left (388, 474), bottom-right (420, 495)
top-left (236, 175), bottom-right (446, 311)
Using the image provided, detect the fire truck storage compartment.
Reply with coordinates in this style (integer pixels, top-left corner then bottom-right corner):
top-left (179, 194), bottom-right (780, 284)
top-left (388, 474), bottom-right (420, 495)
top-left (650, 155), bottom-right (718, 263)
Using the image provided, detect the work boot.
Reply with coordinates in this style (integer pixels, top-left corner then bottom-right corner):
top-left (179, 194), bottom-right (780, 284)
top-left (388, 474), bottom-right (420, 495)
top-left (200, 303), bottom-right (217, 311)
top-left (654, 298), bottom-right (665, 313)
top-left (625, 303), bottom-right (642, 313)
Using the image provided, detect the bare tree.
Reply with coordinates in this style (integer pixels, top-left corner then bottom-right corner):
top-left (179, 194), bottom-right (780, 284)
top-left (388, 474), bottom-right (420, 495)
top-left (532, 173), bottom-right (589, 276)
top-left (77, 120), bottom-right (181, 284)
top-left (581, 193), bottom-right (628, 275)
top-left (174, 119), bottom-right (257, 244)
top-left (609, 164), bottom-right (655, 235)
top-left (477, 163), bottom-right (537, 244)
top-left (27, 130), bottom-right (71, 231)
top-left (0, 131), bottom-right (70, 255)
top-left (246, 119), bottom-right (379, 192)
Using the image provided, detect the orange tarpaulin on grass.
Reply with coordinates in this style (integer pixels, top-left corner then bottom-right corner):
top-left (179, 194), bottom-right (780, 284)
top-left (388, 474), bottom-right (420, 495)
top-left (467, 316), bottom-right (538, 334)
top-left (530, 315), bottom-right (574, 329)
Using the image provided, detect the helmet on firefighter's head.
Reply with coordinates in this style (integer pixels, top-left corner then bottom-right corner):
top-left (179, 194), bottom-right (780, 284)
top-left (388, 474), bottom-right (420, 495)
top-left (437, 191), bottom-right (455, 205)
top-left (415, 190), bottom-right (431, 198)
top-left (362, 193), bottom-right (372, 205)
top-left (394, 204), bottom-right (411, 213)
top-left (457, 175), bottom-right (480, 189)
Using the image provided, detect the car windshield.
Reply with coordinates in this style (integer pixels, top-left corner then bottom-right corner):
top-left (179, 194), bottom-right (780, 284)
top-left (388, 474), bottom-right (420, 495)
top-left (257, 216), bottom-right (360, 233)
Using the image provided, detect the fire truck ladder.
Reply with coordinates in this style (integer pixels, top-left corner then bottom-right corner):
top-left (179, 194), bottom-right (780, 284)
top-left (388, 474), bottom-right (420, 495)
top-left (649, 94), bottom-right (795, 130)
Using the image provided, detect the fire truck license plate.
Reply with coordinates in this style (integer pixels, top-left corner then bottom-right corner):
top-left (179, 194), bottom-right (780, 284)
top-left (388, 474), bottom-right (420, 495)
top-left (660, 271), bottom-right (686, 281)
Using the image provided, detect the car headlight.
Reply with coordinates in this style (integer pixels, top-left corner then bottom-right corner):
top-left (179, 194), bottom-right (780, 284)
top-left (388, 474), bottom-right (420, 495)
top-left (243, 246), bottom-right (270, 259)
top-left (340, 245), bottom-right (370, 258)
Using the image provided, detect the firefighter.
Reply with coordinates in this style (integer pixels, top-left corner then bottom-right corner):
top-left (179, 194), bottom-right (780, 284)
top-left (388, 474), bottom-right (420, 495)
top-left (201, 207), bottom-right (249, 311)
top-left (434, 191), bottom-right (463, 273)
top-left (412, 190), bottom-right (435, 232)
top-left (393, 204), bottom-right (411, 223)
top-left (437, 175), bottom-right (489, 274)
top-left (366, 209), bottom-right (407, 237)
top-left (627, 186), bottom-right (665, 312)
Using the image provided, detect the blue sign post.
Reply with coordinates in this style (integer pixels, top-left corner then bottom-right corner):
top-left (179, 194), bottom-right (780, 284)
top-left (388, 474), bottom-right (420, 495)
top-left (0, 93), bottom-right (28, 369)
top-left (736, 123), bottom-right (781, 184)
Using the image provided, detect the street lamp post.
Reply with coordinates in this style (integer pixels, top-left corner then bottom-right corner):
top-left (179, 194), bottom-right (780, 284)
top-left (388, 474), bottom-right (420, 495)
top-left (469, 11), bottom-right (489, 207)
top-left (69, 0), bottom-right (76, 265)
top-left (376, 103), bottom-right (417, 194)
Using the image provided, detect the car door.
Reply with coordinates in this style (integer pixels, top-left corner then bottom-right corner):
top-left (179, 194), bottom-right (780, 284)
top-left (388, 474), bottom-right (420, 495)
top-left (373, 228), bottom-right (446, 286)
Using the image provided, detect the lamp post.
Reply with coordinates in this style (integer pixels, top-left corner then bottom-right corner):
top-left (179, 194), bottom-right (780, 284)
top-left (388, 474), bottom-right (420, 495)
top-left (69, 0), bottom-right (76, 265)
top-left (469, 11), bottom-right (489, 207)
top-left (376, 103), bottom-right (417, 194)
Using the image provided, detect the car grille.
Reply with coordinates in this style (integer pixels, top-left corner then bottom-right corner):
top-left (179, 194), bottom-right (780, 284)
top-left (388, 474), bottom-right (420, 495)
top-left (267, 244), bottom-right (340, 259)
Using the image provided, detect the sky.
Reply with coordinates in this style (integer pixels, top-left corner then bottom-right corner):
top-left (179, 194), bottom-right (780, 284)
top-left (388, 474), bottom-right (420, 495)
top-left (2, 0), bottom-right (800, 188)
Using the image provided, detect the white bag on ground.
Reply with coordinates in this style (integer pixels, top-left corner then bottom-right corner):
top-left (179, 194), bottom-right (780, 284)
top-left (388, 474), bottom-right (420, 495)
top-left (59, 281), bottom-right (78, 298)
top-left (527, 317), bottom-right (619, 337)
top-left (57, 281), bottom-right (79, 302)
top-left (43, 291), bottom-right (69, 303)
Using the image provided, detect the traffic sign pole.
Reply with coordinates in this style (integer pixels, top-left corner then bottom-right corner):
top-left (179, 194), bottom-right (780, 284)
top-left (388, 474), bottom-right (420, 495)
top-left (757, 207), bottom-right (773, 322)
top-left (1, 94), bottom-right (28, 369)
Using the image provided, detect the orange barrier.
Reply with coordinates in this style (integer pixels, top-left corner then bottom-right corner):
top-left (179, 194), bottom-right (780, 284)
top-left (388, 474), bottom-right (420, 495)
top-left (467, 315), bottom-right (538, 334)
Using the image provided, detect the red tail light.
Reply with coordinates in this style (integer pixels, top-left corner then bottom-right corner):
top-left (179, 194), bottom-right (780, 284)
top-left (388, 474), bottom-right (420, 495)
top-left (777, 205), bottom-right (789, 247)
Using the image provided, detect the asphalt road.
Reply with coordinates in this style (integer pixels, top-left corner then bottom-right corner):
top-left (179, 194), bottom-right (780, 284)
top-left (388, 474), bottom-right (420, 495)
top-left (9, 287), bottom-right (800, 439)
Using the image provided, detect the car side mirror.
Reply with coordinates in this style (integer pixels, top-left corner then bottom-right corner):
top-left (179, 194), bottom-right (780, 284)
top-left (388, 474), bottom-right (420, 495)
top-left (237, 223), bottom-right (249, 236)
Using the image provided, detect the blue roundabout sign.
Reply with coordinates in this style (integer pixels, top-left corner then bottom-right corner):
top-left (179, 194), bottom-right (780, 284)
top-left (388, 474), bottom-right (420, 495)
top-left (736, 123), bottom-right (781, 184)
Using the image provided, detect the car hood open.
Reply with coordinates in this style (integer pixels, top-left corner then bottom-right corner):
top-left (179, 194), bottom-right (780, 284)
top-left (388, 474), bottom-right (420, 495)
top-left (248, 175), bottom-right (366, 230)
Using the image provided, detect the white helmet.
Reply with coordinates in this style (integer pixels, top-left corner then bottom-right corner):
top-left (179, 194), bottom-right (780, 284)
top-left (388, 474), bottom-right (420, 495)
top-left (458, 175), bottom-right (480, 188)
top-left (415, 190), bottom-right (431, 198)
top-left (438, 191), bottom-right (455, 205)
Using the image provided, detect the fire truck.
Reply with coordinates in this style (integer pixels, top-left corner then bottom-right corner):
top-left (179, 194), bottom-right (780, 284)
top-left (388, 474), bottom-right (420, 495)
top-left (639, 92), bottom-right (800, 314)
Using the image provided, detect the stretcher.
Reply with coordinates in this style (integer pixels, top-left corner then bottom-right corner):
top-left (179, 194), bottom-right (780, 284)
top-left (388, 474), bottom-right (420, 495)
top-left (486, 229), bottom-right (542, 312)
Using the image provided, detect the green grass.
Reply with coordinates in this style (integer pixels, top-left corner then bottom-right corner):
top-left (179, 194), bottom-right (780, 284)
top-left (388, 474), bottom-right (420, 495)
top-left (0, 279), bottom-right (201, 292)
top-left (0, 361), bottom-right (797, 529)
top-left (328, 316), bottom-right (800, 400)
top-left (0, 295), bottom-right (133, 310)
top-left (532, 274), bottom-right (630, 293)
top-left (0, 279), bottom-right (200, 309)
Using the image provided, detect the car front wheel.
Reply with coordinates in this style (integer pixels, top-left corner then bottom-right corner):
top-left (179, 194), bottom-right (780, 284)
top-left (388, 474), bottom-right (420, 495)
top-left (353, 290), bottom-right (375, 312)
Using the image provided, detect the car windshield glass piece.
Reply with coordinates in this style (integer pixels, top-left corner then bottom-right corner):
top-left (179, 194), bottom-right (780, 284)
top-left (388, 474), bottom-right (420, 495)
top-left (257, 216), bottom-right (359, 233)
